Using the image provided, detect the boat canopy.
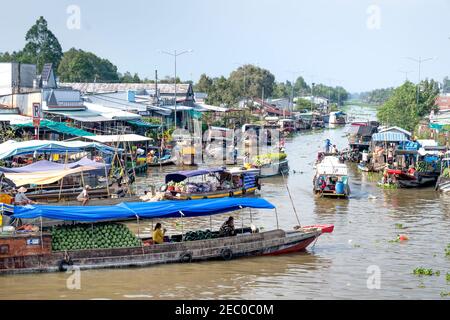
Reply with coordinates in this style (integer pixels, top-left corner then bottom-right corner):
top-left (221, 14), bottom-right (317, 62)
top-left (372, 132), bottom-right (409, 142)
top-left (12, 198), bottom-right (276, 222)
top-left (83, 134), bottom-right (152, 143)
top-left (0, 157), bottom-right (109, 173)
top-left (4, 165), bottom-right (99, 187)
top-left (316, 156), bottom-right (348, 176)
top-left (0, 140), bottom-right (118, 160)
top-left (165, 168), bottom-right (225, 183)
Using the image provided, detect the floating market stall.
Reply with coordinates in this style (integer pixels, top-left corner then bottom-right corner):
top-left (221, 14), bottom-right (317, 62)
top-left (251, 153), bottom-right (289, 178)
top-left (0, 198), bottom-right (334, 274)
top-left (162, 167), bottom-right (260, 200)
top-left (313, 156), bottom-right (350, 198)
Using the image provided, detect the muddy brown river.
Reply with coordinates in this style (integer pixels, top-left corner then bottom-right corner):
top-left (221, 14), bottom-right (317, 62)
top-left (0, 105), bottom-right (449, 299)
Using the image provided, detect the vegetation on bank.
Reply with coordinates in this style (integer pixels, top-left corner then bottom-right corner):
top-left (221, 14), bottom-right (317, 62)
top-left (377, 80), bottom-right (439, 132)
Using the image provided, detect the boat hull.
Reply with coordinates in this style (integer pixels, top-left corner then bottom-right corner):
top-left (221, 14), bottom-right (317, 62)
top-left (0, 229), bottom-right (321, 275)
top-left (165, 187), bottom-right (258, 200)
top-left (259, 159), bottom-right (289, 178)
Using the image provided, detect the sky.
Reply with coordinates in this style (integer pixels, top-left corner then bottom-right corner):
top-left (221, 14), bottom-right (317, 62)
top-left (0, 0), bottom-right (449, 93)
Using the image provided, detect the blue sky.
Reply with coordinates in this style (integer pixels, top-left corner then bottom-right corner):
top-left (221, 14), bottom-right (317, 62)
top-left (0, 0), bottom-right (449, 92)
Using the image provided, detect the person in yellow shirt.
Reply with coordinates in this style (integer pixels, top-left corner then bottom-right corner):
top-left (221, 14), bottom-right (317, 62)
top-left (152, 223), bottom-right (166, 244)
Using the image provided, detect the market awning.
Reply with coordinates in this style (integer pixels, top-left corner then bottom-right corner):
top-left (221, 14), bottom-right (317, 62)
top-left (46, 110), bottom-right (112, 123)
top-left (165, 168), bottom-right (225, 183)
top-left (12, 120), bottom-right (94, 137)
top-left (0, 157), bottom-right (109, 173)
top-left (4, 166), bottom-right (98, 186)
top-left (126, 120), bottom-right (161, 129)
top-left (0, 140), bottom-right (117, 159)
top-left (0, 114), bottom-right (32, 125)
top-left (12, 198), bottom-right (275, 222)
top-left (83, 134), bottom-right (152, 143)
top-left (372, 132), bottom-right (408, 142)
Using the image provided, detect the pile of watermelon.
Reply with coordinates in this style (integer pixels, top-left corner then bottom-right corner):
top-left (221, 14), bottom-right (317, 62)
top-left (51, 223), bottom-right (142, 251)
top-left (183, 229), bottom-right (217, 241)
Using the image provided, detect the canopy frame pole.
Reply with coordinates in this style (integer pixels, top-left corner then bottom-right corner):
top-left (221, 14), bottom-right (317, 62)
top-left (249, 208), bottom-right (253, 224)
top-left (127, 140), bottom-right (137, 192)
top-left (136, 214), bottom-right (144, 256)
top-left (239, 205), bottom-right (244, 234)
top-left (179, 211), bottom-right (184, 241)
top-left (274, 208), bottom-right (279, 230)
top-left (102, 157), bottom-right (110, 197)
top-left (40, 216), bottom-right (43, 250)
top-left (58, 151), bottom-right (69, 201)
top-left (210, 215), bottom-right (212, 230)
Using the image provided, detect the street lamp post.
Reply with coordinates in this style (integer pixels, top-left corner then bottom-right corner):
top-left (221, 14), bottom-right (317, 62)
top-left (405, 56), bottom-right (434, 105)
top-left (160, 49), bottom-right (192, 128)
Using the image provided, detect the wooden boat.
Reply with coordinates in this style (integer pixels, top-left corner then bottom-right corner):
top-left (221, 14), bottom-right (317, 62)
top-left (0, 198), bottom-right (334, 274)
top-left (313, 156), bottom-right (350, 198)
top-left (387, 169), bottom-right (440, 188)
top-left (258, 159), bottom-right (290, 178)
top-left (163, 167), bottom-right (261, 200)
top-left (328, 111), bottom-right (346, 125)
top-left (435, 152), bottom-right (450, 192)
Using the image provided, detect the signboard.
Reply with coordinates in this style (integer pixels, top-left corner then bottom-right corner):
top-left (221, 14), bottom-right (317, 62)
top-left (33, 118), bottom-right (41, 127)
top-left (32, 102), bottom-right (42, 120)
top-left (26, 238), bottom-right (40, 246)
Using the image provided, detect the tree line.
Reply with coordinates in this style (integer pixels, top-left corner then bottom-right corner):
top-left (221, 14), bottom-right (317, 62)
top-left (377, 80), bottom-right (439, 132)
top-left (1, 16), bottom-right (349, 108)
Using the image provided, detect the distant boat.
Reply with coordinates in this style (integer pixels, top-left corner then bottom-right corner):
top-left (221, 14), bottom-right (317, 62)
top-left (329, 111), bottom-right (346, 125)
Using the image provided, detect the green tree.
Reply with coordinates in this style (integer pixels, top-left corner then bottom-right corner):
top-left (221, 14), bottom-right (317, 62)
top-left (58, 48), bottom-right (119, 82)
top-left (205, 76), bottom-right (239, 107)
top-left (377, 80), bottom-right (439, 132)
top-left (228, 64), bottom-right (275, 99)
top-left (22, 16), bottom-right (63, 72)
top-left (194, 74), bottom-right (213, 93)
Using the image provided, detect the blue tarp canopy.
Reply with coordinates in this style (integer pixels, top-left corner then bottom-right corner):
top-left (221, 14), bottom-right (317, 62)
top-left (12, 198), bottom-right (275, 222)
top-left (372, 132), bottom-right (408, 142)
top-left (0, 140), bottom-right (119, 159)
top-left (165, 167), bottom-right (225, 183)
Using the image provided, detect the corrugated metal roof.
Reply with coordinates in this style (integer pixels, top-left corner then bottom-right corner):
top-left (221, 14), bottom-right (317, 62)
top-left (60, 83), bottom-right (192, 95)
top-left (372, 132), bottom-right (408, 142)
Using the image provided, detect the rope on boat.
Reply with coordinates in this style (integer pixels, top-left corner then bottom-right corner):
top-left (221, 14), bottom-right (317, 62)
top-left (280, 170), bottom-right (301, 226)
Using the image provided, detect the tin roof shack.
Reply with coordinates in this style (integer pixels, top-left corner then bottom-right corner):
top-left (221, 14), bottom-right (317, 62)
top-left (370, 129), bottom-right (410, 171)
top-left (0, 62), bottom-right (38, 97)
top-left (346, 122), bottom-right (379, 151)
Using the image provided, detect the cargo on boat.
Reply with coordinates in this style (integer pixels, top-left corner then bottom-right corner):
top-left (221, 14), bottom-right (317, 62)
top-left (313, 156), bottom-right (350, 198)
top-left (0, 198), bottom-right (333, 274)
top-left (162, 167), bottom-right (260, 200)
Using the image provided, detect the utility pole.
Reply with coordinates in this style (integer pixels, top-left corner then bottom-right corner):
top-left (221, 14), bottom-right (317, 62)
top-left (405, 56), bottom-right (434, 106)
top-left (311, 83), bottom-right (315, 112)
top-left (160, 49), bottom-right (193, 128)
top-left (398, 70), bottom-right (414, 82)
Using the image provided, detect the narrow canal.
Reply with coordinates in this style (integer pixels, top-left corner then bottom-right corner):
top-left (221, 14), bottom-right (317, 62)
top-left (0, 105), bottom-right (448, 299)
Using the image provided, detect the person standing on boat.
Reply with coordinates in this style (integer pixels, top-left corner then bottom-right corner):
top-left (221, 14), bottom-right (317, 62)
top-left (77, 185), bottom-right (91, 206)
top-left (14, 187), bottom-right (35, 205)
top-left (324, 139), bottom-right (332, 153)
top-left (219, 217), bottom-right (236, 237)
top-left (153, 223), bottom-right (167, 244)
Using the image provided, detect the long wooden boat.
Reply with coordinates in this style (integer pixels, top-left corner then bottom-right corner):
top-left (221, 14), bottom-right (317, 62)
top-left (435, 154), bottom-right (450, 192)
top-left (386, 169), bottom-right (440, 188)
top-left (0, 198), bottom-right (333, 274)
top-left (163, 167), bottom-right (261, 200)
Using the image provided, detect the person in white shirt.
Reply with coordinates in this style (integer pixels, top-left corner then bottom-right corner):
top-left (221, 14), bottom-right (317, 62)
top-left (77, 185), bottom-right (91, 206)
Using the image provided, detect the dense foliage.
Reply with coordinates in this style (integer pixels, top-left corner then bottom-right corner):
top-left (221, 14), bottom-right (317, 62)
top-left (377, 80), bottom-right (439, 132)
top-left (359, 87), bottom-right (394, 105)
top-left (0, 16), bottom-right (63, 72)
top-left (58, 48), bottom-right (119, 82)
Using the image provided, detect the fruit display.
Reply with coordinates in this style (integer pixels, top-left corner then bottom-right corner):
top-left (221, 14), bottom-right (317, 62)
top-left (253, 153), bottom-right (287, 166)
top-left (51, 223), bottom-right (142, 251)
top-left (183, 229), bottom-right (217, 241)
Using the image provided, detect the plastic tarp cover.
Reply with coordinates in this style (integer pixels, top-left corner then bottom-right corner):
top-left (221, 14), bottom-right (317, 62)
top-left (4, 165), bottom-right (98, 186)
top-left (12, 120), bottom-right (95, 137)
top-left (165, 168), bottom-right (225, 183)
top-left (372, 132), bottom-right (408, 142)
top-left (0, 140), bottom-right (118, 159)
top-left (12, 198), bottom-right (276, 222)
top-left (0, 157), bottom-right (109, 173)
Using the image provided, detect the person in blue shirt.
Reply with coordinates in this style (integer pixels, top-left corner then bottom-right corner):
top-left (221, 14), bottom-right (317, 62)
top-left (324, 139), bottom-right (332, 153)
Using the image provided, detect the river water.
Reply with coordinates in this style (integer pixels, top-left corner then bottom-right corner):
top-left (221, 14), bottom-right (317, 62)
top-left (0, 105), bottom-right (449, 300)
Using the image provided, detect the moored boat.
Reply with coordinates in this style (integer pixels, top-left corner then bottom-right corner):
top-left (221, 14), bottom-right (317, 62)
top-left (0, 198), bottom-right (333, 274)
top-left (436, 152), bottom-right (450, 192)
top-left (313, 156), bottom-right (350, 198)
top-left (162, 167), bottom-right (261, 200)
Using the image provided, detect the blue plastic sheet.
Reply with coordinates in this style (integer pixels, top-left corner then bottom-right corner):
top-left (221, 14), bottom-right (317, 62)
top-left (12, 198), bottom-right (275, 222)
